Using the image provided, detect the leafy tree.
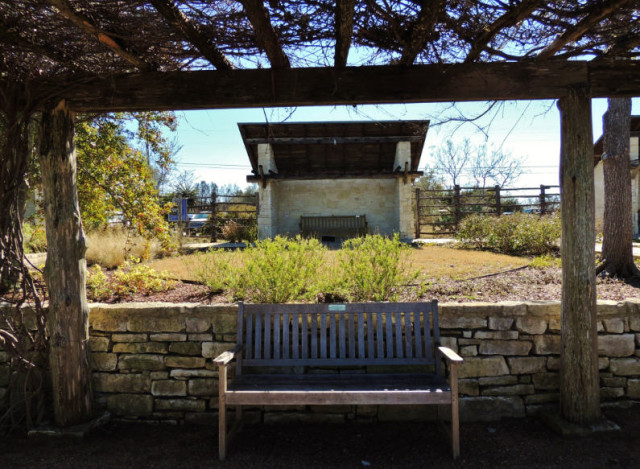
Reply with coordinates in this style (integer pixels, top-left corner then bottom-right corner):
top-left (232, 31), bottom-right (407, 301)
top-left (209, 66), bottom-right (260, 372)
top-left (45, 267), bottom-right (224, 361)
top-left (597, 97), bottom-right (640, 278)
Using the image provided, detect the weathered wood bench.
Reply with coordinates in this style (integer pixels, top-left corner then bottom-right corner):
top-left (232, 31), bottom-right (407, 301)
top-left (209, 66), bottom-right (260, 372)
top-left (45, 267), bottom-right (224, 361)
top-left (300, 215), bottom-right (368, 239)
top-left (214, 301), bottom-right (463, 460)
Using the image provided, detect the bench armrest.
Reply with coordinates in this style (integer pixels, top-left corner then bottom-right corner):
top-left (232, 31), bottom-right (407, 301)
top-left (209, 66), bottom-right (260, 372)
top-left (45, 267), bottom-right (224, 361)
top-left (438, 346), bottom-right (464, 364)
top-left (213, 345), bottom-right (243, 366)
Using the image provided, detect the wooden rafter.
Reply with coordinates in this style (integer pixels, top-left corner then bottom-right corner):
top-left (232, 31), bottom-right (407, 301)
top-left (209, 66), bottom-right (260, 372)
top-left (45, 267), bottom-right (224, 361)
top-left (149, 0), bottom-right (234, 71)
top-left (239, 0), bottom-right (290, 69)
top-left (47, 0), bottom-right (155, 72)
top-left (537, 0), bottom-right (632, 60)
top-left (334, 0), bottom-right (356, 68)
top-left (33, 60), bottom-right (640, 113)
top-left (464, 0), bottom-right (541, 63)
top-left (399, 0), bottom-right (444, 66)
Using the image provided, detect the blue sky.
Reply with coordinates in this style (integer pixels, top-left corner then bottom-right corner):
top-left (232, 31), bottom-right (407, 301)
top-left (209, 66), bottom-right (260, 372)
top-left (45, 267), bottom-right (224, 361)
top-left (170, 98), bottom-right (639, 191)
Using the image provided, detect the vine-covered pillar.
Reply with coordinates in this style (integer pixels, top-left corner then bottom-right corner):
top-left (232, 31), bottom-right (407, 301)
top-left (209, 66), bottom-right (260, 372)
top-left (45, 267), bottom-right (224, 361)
top-left (558, 85), bottom-right (600, 425)
top-left (39, 99), bottom-right (93, 425)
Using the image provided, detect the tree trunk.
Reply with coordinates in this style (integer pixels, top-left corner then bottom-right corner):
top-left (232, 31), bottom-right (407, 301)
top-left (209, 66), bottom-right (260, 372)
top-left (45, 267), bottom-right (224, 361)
top-left (598, 97), bottom-right (639, 278)
top-left (558, 85), bottom-right (601, 425)
top-left (38, 99), bottom-right (93, 426)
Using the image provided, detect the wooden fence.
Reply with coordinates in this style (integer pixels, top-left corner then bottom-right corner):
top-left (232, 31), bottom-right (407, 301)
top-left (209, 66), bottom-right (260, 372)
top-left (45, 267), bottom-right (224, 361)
top-left (416, 185), bottom-right (560, 238)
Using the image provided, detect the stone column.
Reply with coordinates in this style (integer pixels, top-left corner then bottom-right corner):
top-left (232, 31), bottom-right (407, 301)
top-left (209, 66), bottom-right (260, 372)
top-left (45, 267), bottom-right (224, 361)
top-left (395, 141), bottom-right (415, 241)
top-left (257, 144), bottom-right (277, 239)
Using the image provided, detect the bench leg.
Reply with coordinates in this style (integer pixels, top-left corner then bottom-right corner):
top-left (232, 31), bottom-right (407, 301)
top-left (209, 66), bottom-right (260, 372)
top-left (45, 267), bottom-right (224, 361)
top-left (450, 365), bottom-right (460, 459)
top-left (219, 366), bottom-right (227, 461)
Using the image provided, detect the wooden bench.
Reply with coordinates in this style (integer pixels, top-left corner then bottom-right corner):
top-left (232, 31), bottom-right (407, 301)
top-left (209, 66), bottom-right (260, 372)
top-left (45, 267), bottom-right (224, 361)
top-left (300, 215), bottom-right (368, 239)
top-left (214, 301), bottom-right (463, 460)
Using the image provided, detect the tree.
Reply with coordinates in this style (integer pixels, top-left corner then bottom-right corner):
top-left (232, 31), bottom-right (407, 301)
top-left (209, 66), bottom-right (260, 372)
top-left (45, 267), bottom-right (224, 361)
top-left (430, 139), bottom-right (471, 187)
top-left (597, 97), bottom-right (640, 278)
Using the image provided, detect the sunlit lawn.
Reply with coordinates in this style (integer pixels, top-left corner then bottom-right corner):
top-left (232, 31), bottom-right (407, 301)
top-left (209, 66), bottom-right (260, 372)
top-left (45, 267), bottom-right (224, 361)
top-left (144, 245), bottom-right (529, 283)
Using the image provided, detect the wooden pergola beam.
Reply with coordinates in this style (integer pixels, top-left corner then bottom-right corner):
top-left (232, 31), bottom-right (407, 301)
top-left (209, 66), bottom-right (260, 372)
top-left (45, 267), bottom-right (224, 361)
top-left (47, 0), bottom-right (155, 72)
top-left (334, 0), bottom-right (356, 68)
top-left (243, 136), bottom-right (425, 144)
top-left (34, 60), bottom-right (640, 113)
top-left (239, 0), bottom-right (290, 69)
top-left (464, 0), bottom-right (541, 63)
top-left (149, 0), bottom-right (234, 71)
top-left (399, 0), bottom-right (444, 66)
top-left (537, 0), bottom-right (633, 60)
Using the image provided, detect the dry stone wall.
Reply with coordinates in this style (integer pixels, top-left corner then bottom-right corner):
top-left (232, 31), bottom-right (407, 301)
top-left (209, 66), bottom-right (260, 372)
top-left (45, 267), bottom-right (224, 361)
top-left (1, 300), bottom-right (639, 424)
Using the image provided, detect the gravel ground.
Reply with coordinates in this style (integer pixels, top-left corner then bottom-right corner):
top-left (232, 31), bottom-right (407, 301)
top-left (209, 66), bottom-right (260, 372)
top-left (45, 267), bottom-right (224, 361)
top-left (1, 406), bottom-right (638, 468)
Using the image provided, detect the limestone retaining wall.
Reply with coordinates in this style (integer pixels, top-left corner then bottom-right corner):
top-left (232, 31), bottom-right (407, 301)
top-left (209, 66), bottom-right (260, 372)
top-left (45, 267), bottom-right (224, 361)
top-left (1, 300), bottom-right (639, 424)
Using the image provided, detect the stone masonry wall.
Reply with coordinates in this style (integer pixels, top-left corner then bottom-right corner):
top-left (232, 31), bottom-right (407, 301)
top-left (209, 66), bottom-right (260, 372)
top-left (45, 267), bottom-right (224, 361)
top-left (1, 300), bottom-right (639, 424)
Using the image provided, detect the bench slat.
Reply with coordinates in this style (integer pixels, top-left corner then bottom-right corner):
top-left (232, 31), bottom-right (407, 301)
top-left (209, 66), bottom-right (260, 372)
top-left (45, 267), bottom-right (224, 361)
top-left (395, 312), bottom-right (403, 358)
top-left (357, 313), bottom-right (365, 358)
top-left (310, 313), bottom-right (317, 359)
top-left (301, 313), bottom-right (308, 359)
top-left (255, 313), bottom-right (262, 359)
top-left (339, 314), bottom-right (346, 358)
top-left (329, 313), bottom-right (337, 358)
top-left (385, 312), bottom-right (393, 358)
top-left (405, 311), bottom-right (413, 358)
top-left (367, 313), bottom-right (374, 359)
top-left (320, 313), bottom-right (327, 359)
top-left (415, 311), bottom-right (423, 359)
top-left (283, 313), bottom-right (289, 359)
top-left (245, 313), bottom-right (253, 360)
top-left (376, 313), bottom-right (384, 358)
top-left (264, 312), bottom-right (271, 359)
top-left (292, 313), bottom-right (299, 359)
top-left (273, 313), bottom-right (281, 360)
top-left (348, 313), bottom-right (356, 358)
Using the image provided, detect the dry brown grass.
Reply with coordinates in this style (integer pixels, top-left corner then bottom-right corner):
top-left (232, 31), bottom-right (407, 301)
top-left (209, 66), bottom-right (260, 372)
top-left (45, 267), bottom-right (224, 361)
top-left (143, 245), bottom-right (528, 283)
top-left (86, 229), bottom-right (162, 269)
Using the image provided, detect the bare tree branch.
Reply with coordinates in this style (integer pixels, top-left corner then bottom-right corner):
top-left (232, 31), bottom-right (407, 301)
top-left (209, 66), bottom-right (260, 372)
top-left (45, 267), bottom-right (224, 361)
top-left (240, 0), bottom-right (290, 69)
top-left (335, 0), bottom-right (356, 68)
top-left (399, 0), bottom-right (444, 65)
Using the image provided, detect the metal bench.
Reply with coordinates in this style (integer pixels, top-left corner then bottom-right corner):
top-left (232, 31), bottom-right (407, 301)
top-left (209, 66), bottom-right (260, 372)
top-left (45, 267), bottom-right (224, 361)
top-left (300, 215), bottom-right (368, 239)
top-left (214, 301), bottom-right (463, 460)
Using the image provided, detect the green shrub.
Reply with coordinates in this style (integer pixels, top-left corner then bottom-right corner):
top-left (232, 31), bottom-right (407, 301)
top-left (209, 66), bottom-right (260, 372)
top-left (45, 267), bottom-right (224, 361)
top-left (337, 234), bottom-right (418, 302)
top-left (86, 258), bottom-right (176, 301)
top-left (529, 254), bottom-right (561, 269)
top-left (22, 222), bottom-right (47, 253)
top-left (456, 213), bottom-right (561, 256)
top-left (220, 220), bottom-right (256, 243)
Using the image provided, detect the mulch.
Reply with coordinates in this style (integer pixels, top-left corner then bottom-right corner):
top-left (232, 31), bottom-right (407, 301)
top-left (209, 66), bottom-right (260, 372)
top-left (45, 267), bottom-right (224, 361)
top-left (1, 405), bottom-right (639, 468)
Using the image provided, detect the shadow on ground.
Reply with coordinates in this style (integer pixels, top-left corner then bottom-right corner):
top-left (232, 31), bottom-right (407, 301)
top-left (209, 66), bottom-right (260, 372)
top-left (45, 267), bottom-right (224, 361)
top-left (1, 405), bottom-right (638, 468)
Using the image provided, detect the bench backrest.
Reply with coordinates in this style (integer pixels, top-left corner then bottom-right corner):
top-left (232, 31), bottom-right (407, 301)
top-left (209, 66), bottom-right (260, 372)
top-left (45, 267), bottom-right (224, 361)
top-left (300, 215), bottom-right (367, 238)
top-left (237, 302), bottom-right (441, 371)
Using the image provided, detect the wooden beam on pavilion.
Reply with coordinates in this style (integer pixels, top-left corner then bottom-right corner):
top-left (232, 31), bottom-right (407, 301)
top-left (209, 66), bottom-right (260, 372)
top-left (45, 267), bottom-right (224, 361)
top-left (537, 0), bottom-right (632, 60)
top-left (47, 0), bottom-right (156, 72)
top-left (464, 0), bottom-right (541, 63)
top-left (239, 0), bottom-right (290, 69)
top-left (243, 136), bottom-right (425, 145)
top-left (334, 0), bottom-right (356, 68)
top-left (247, 170), bottom-right (424, 182)
top-left (149, 0), bottom-right (234, 71)
top-left (38, 60), bottom-right (640, 113)
top-left (399, 0), bottom-right (444, 66)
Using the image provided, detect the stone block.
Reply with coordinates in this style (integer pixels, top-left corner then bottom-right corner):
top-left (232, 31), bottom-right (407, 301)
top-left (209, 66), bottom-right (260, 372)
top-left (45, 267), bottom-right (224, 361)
top-left (113, 342), bottom-right (168, 354)
top-left (636, 333), bottom-right (640, 346)
top-left (155, 398), bottom-right (206, 412)
top-left (519, 375), bottom-right (532, 384)
top-left (474, 331), bottom-right (518, 340)
top-left (90, 353), bottom-right (118, 372)
top-left (600, 387), bottom-right (625, 399)
top-left (488, 317), bottom-right (514, 331)
top-left (460, 396), bottom-right (525, 422)
top-left (597, 322), bottom-right (604, 333)
top-left (524, 393), bottom-right (559, 404)
top-left (481, 384), bottom-right (535, 396)
top-left (188, 379), bottom-right (218, 397)
top-left (93, 373), bottom-right (150, 393)
top-left (462, 331), bottom-right (473, 338)
top-left (548, 318), bottom-right (561, 332)
top-left (211, 312), bottom-right (238, 335)
top-left (458, 357), bottom-right (509, 379)
top-left (439, 315), bottom-right (486, 330)
top-left (515, 317), bottom-right (547, 335)
top-left (610, 358), bottom-right (640, 376)
top-left (377, 405), bottom-right (438, 422)
top-left (532, 372), bottom-right (559, 391)
top-left (440, 337), bottom-right (458, 352)
top-left (91, 310), bottom-right (127, 332)
top-left (186, 318), bottom-right (211, 333)
top-left (107, 394), bottom-right (153, 417)
top-left (112, 334), bottom-right (147, 343)
top-left (460, 345), bottom-right (478, 357)
top-left (508, 357), bottom-right (547, 375)
top-left (599, 357), bottom-right (610, 370)
top-left (165, 356), bottom-right (205, 368)
top-left (627, 379), bottom-right (640, 398)
top-left (185, 412), bottom-right (220, 425)
top-left (479, 340), bottom-right (532, 356)
top-left (601, 377), bottom-right (626, 387)
top-left (603, 318), bottom-right (625, 334)
top-left (118, 354), bottom-right (165, 371)
top-left (202, 342), bottom-right (234, 359)
top-left (630, 316), bottom-right (640, 332)
top-left (598, 334), bottom-right (635, 357)
top-left (478, 376), bottom-right (518, 386)
top-left (459, 379), bottom-right (480, 396)
top-left (150, 371), bottom-right (169, 380)
top-left (533, 335), bottom-right (561, 355)
top-left (169, 342), bottom-right (202, 356)
top-left (128, 316), bottom-right (185, 333)
top-left (150, 333), bottom-right (187, 342)
top-left (152, 380), bottom-right (187, 397)
top-left (89, 337), bottom-right (110, 352)
top-left (190, 334), bottom-right (214, 342)
top-left (170, 369), bottom-right (218, 379)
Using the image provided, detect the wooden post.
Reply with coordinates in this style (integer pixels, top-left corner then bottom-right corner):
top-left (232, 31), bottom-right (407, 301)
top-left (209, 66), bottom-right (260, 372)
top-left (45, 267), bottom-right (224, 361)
top-left (453, 185), bottom-right (461, 232)
top-left (539, 185), bottom-right (547, 215)
top-left (38, 99), bottom-right (93, 426)
top-left (415, 188), bottom-right (421, 239)
top-left (557, 85), bottom-right (600, 425)
top-left (494, 185), bottom-right (501, 215)
top-left (210, 190), bottom-right (217, 242)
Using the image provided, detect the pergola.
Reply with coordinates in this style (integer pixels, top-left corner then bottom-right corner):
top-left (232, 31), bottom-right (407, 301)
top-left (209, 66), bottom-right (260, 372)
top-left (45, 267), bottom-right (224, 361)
top-left (1, 0), bottom-right (640, 430)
